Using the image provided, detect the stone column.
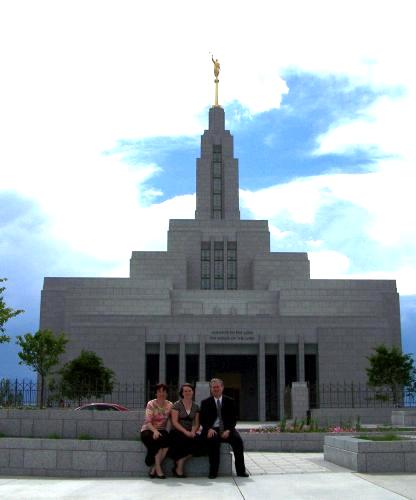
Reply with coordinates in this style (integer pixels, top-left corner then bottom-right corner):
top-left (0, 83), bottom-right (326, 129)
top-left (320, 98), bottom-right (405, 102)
top-left (258, 335), bottom-right (266, 422)
top-left (179, 335), bottom-right (186, 386)
top-left (291, 382), bottom-right (309, 421)
top-left (199, 335), bottom-right (206, 381)
top-left (298, 335), bottom-right (305, 382)
top-left (159, 335), bottom-right (166, 383)
top-left (279, 335), bottom-right (285, 421)
top-left (195, 381), bottom-right (211, 405)
top-left (196, 336), bottom-right (209, 405)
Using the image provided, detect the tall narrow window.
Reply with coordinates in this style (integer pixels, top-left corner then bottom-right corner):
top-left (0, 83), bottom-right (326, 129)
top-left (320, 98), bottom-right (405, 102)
top-left (214, 241), bottom-right (224, 289)
top-left (212, 145), bottom-right (222, 219)
top-left (201, 242), bottom-right (211, 290)
top-left (227, 241), bottom-right (237, 289)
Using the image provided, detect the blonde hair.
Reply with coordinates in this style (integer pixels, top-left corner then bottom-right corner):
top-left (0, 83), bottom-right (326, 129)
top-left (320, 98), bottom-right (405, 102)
top-left (209, 378), bottom-right (224, 387)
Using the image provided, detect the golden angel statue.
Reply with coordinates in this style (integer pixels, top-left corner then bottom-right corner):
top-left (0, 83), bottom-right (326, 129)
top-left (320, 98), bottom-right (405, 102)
top-left (212, 56), bottom-right (220, 80)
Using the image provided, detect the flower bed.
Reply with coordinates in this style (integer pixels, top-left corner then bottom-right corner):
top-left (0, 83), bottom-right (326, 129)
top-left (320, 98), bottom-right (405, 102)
top-left (242, 421), bottom-right (416, 452)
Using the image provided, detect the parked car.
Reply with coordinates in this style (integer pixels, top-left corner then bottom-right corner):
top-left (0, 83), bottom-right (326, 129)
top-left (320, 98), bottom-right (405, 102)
top-left (74, 403), bottom-right (129, 411)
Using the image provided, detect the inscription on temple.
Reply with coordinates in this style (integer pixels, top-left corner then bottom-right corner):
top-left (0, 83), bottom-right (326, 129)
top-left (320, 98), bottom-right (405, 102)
top-left (209, 330), bottom-right (255, 342)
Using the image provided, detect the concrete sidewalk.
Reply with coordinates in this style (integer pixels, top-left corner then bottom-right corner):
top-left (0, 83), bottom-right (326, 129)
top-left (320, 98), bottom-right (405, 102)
top-left (1, 452), bottom-right (416, 499)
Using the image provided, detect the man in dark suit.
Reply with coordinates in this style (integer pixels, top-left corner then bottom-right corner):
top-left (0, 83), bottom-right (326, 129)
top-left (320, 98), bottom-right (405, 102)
top-left (200, 378), bottom-right (249, 479)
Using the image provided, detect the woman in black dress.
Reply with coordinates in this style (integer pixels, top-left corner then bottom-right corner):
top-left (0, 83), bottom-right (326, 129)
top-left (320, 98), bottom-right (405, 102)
top-left (169, 383), bottom-right (200, 477)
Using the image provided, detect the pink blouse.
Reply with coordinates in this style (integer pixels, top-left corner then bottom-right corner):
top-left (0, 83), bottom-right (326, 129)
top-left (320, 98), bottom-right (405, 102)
top-left (141, 399), bottom-right (173, 432)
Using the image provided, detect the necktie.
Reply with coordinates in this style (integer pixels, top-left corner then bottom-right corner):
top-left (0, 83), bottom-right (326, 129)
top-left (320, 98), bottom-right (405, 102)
top-left (216, 399), bottom-right (224, 432)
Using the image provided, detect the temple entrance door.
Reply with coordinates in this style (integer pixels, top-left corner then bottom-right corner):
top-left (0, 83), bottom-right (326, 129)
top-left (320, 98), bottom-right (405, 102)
top-left (206, 355), bottom-right (258, 421)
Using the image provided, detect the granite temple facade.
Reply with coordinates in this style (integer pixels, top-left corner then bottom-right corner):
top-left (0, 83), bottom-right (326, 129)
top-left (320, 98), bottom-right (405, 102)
top-left (40, 105), bottom-right (401, 420)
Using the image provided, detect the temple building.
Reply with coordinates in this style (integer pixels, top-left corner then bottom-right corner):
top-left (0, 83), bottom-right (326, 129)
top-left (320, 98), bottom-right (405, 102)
top-left (40, 72), bottom-right (401, 420)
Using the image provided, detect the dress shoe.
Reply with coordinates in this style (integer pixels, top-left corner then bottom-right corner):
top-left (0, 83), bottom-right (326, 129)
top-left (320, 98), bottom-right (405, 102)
top-left (208, 472), bottom-right (217, 479)
top-left (237, 471), bottom-right (249, 477)
top-left (172, 467), bottom-right (186, 478)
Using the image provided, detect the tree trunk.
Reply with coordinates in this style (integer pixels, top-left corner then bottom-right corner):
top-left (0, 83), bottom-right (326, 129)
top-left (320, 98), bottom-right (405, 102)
top-left (40, 374), bottom-right (45, 408)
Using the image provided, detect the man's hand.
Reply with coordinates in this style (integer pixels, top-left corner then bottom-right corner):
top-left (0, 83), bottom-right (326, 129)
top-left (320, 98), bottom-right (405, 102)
top-left (220, 430), bottom-right (230, 439)
top-left (207, 428), bottom-right (217, 438)
top-left (152, 430), bottom-right (161, 440)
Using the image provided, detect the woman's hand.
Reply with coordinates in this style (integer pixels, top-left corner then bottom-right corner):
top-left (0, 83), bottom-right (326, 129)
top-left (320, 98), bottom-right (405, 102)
top-left (207, 428), bottom-right (217, 438)
top-left (152, 429), bottom-right (161, 440)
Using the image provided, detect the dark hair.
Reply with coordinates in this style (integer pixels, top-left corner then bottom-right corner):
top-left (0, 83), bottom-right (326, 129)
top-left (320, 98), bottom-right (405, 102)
top-left (155, 383), bottom-right (168, 393)
top-left (179, 383), bottom-right (194, 399)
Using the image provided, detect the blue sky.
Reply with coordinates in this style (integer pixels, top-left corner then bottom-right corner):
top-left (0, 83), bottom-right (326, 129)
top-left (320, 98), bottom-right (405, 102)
top-left (1, 1), bottom-right (415, 379)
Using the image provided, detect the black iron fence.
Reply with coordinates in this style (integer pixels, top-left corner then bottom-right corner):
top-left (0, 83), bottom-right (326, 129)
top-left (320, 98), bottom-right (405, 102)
top-left (309, 382), bottom-right (416, 409)
top-left (0, 379), bottom-right (38, 407)
top-left (0, 379), bottom-right (184, 409)
top-left (3, 378), bottom-right (416, 411)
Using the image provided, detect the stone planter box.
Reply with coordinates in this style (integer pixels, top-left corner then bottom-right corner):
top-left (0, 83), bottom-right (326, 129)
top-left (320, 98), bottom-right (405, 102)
top-left (242, 431), bottom-right (327, 452)
top-left (242, 430), bottom-right (416, 453)
top-left (0, 437), bottom-right (232, 478)
top-left (324, 435), bottom-right (416, 473)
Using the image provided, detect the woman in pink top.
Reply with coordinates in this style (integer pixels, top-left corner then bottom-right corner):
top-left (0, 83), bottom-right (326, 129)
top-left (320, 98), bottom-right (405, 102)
top-left (141, 383), bottom-right (173, 478)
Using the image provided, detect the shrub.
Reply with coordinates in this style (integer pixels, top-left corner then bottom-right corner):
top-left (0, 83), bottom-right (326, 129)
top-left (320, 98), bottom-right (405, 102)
top-left (78, 434), bottom-right (93, 440)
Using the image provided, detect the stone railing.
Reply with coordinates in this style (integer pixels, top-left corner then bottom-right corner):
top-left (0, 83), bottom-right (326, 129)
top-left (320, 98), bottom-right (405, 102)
top-left (0, 409), bottom-right (232, 478)
top-left (0, 409), bottom-right (144, 440)
top-left (391, 409), bottom-right (416, 426)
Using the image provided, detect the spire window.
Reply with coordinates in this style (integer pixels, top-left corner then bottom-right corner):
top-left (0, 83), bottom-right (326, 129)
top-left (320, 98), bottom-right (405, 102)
top-left (211, 145), bottom-right (223, 219)
top-left (214, 241), bottom-right (224, 289)
top-left (227, 241), bottom-right (237, 290)
top-left (200, 242), bottom-right (211, 289)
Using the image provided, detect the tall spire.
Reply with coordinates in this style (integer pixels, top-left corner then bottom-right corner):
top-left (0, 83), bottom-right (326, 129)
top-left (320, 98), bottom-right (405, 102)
top-left (195, 60), bottom-right (240, 220)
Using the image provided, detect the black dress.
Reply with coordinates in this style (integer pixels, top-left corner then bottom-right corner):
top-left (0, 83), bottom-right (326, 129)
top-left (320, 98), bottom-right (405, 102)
top-left (169, 400), bottom-right (201, 460)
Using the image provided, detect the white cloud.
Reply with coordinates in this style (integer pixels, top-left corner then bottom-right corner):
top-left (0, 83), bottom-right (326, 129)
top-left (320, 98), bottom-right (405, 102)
top-left (307, 240), bottom-right (324, 249)
top-left (241, 161), bottom-right (416, 295)
top-left (308, 250), bottom-right (414, 295)
top-left (316, 93), bottom-right (416, 161)
top-left (2, 0), bottom-right (415, 147)
top-left (269, 223), bottom-right (291, 241)
top-left (240, 180), bottom-right (334, 224)
top-left (1, 0), bottom-right (415, 293)
top-left (309, 250), bottom-right (351, 277)
top-left (241, 160), bottom-right (416, 248)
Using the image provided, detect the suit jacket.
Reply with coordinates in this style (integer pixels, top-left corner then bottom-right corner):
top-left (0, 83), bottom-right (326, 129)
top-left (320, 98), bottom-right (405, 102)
top-left (200, 395), bottom-right (237, 432)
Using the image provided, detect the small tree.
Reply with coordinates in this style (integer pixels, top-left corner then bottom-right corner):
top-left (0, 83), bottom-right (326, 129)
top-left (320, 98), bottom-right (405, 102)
top-left (366, 344), bottom-right (416, 405)
top-left (59, 350), bottom-right (114, 405)
top-left (16, 329), bottom-right (68, 408)
top-left (0, 278), bottom-right (24, 344)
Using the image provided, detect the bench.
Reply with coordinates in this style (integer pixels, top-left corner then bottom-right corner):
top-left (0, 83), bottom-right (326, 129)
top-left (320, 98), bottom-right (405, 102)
top-left (0, 438), bottom-right (232, 477)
